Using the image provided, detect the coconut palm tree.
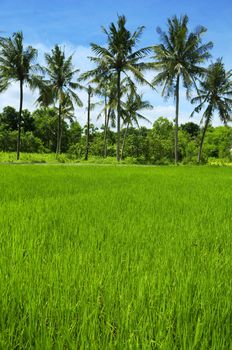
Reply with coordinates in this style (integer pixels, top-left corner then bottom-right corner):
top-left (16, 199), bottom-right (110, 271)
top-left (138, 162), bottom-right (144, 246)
top-left (0, 31), bottom-right (38, 159)
top-left (191, 59), bottom-right (232, 163)
top-left (152, 15), bottom-right (213, 164)
top-left (37, 45), bottom-right (83, 155)
top-left (81, 15), bottom-right (152, 161)
top-left (57, 94), bottom-right (75, 145)
top-left (121, 93), bottom-right (152, 159)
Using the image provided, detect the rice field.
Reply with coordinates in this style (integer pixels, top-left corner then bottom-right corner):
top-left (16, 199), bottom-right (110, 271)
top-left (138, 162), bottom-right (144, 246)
top-left (0, 164), bottom-right (231, 349)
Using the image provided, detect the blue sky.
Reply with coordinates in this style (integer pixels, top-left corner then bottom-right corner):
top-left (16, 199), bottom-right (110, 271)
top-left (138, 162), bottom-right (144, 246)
top-left (0, 0), bottom-right (232, 126)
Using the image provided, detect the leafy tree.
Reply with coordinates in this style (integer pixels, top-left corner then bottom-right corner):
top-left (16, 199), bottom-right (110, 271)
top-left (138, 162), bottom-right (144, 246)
top-left (0, 129), bottom-right (17, 151)
top-left (191, 59), bottom-right (232, 162)
top-left (0, 106), bottom-right (18, 130)
top-left (20, 132), bottom-right (44, 153)
top-left (181, 122), bottom-right (200, 138)
top-left (0, 106), bottom-right (35, 132)
top-left (81, 15), bottom-right (151, 161)
top-left (122, 127), bottom-right (150, 162)
top-left (32, 107), bottom-right (58, 151)
top-left (0, 32), bottom-right (38, 159)
top-left (149, 117), bottom-right (174, 163)
top-left (21, 109), bottom-right (35, 132)
top-left (68, 121), bottom-right (82, 148)
top-left (203, 126), bottom-right (232, 160)
top-left (152, 15), bottom-right (213, 164)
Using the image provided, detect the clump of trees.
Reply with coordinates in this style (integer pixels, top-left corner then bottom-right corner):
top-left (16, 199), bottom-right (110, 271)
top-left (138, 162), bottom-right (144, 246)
top-left (0, 14), bottom-right (231, 163)
top-left (0, 106), bottom-right (231, 164)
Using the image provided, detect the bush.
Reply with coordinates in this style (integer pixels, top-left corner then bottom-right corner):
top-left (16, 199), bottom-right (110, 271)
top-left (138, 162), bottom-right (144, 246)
top-left (56, 154), bottom-right (68, 163)
top-left (207, 158), bottom-right (232, 166)
top-left (0, 131), bottom-right (45, 153)
top-left (67, 143), bottom-right (85, 159)
top-left (20, 132), bottom-right (45, 153)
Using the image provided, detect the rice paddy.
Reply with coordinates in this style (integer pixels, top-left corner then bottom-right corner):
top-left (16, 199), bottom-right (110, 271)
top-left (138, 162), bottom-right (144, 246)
top-left (0, 165), bottom-right (231, 349)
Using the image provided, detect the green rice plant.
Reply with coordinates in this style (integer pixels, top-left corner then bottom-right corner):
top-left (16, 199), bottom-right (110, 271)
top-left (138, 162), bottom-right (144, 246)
top-left (0, 165), bottom-right (231, 349)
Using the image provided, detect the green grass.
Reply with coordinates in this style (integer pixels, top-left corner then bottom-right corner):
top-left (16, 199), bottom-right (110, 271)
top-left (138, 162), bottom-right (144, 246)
top-left (0, 152), bottom-right (142, 165)
top-left (1, 151), bottom-right (232, 166)
top-left (0, 165), bottom-right (231, 349)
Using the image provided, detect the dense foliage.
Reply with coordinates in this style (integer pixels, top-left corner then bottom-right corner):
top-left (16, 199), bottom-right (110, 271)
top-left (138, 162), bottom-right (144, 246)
top-left (0, 106), bottom-right (231, 164)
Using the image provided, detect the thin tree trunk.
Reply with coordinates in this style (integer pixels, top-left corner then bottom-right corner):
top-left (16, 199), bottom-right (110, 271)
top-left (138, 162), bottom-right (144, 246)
top-left (116, 70), bottom-right (121, 162)
top-left (174, 74), bottom-right (180, 165)
top-left (85, 87), bottom-right (91, 161)
top-left (58, 117), bottom-right (63, 155)
top-left (58, 117), bottom-right (63, 153)
top-left (198, 117), bottom-right (210, 163)
top-left (16, 80), bottom-right (23, 160)
top-left (103, 114), bottom-right (109, 158)
top-left (56, 101), bottom-right (62, 157)
top-left (121, 123), bottom-right (129, 160)
top-left (103, 95), bottom-right (108, 158)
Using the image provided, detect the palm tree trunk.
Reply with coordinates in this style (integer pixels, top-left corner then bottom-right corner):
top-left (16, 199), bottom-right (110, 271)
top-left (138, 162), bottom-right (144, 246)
top-left (174, 74), bottom-right (180, 165)
top-left (116, 70), bottom-right (121, 162)
top-left (198, 117), bottom-right (210, 163)
top-left (85, 87), bottom-right (91, 161)
top-left (58, 117), bottom-right (63, 153)
top-left (103, 95), bottom-right (108, 158)
top-left (16, 80), bottom-right (23, 160)
top-left (121, 123), bottom-right (129, 160)
top-left (56, 101), bottom-right (62, 157)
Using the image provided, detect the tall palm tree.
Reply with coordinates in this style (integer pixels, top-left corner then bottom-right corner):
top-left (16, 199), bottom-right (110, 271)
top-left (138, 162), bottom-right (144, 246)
top-left (121, 93), bottom-right (152, 159)
top-left (152, 15), bottom-right (213, 164)
top-left (37, 45), bottom-right (83, 155)
top-left (0, 32), bottom-right (38, 159)
top-left (191, 59), bottom-right (232, 163)
top-left (81, 15), bottom-right (152, 161)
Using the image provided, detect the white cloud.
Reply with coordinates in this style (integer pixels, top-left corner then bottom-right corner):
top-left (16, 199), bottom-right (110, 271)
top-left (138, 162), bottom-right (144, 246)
top-left (152, 105), bottom-right (175, 120)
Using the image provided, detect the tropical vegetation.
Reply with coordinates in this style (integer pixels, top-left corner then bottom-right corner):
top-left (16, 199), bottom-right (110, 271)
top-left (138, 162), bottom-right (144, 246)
top-left (152, 15), bottom-right (213, 164)
top-left (0, 32), bottom-right (38, 159)
top-left (191, 59), bottom-right (232, 162)
top-left (36, 45), bottom-right (83, 156)
top-left (0, 15), bottom-right (231, 163)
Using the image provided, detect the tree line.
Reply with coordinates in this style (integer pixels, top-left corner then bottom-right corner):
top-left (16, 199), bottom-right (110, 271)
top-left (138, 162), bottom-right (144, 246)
top-left (0, 106), bottom-right (231, 164)
top-left (0, 14), bottom-right (231, 163)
